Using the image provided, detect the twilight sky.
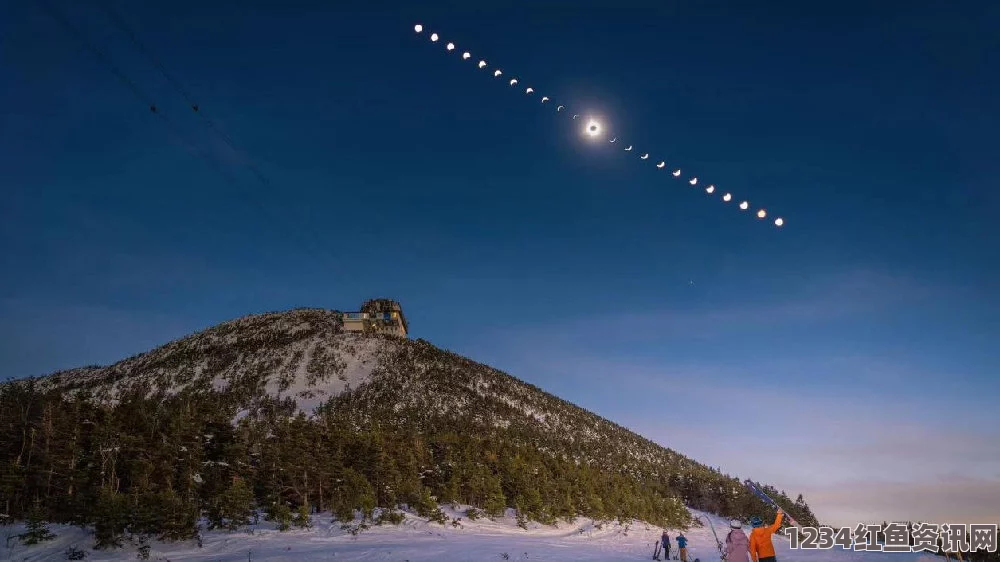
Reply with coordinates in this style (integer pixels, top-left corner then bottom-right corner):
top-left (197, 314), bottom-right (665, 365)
top-left (2, 0), bottom-right (998, 527)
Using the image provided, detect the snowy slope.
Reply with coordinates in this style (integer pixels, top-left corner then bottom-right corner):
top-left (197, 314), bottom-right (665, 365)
top-left (30, 309), bottom-right (396, 416)
top-left (22, 308), bottom-right (701, 478)
top-left (1, 507), bottom-right (940, 562)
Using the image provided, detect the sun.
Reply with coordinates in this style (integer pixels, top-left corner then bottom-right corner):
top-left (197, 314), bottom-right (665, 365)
top-left (584, 119), bottom-right (602, 138)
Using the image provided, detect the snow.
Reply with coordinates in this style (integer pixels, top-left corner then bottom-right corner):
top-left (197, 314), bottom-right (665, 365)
top-left (279, 335), bottom-right (393, 416)
top-left (30, 323), bottom-right (398, 419)
top-left (1, 507), bottom-right (943, 562)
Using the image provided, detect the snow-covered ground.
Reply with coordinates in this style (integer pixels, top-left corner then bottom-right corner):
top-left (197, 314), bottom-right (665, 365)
top-left (1, 507), bottom-right (941, 562)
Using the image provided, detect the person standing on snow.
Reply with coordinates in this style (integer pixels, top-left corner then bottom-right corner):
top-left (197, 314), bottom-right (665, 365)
top-left (725, 519), bottom-right (750, 562)
top-left (749, 509), bottom-right (784, 562)
top-left (661, 530), bottom-right (672, 560)
top-left (676, 532), bottom-right (689, 562)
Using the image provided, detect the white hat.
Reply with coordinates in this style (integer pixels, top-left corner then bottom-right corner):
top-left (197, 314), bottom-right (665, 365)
top-left (730, 519), bottom-right (742, 529)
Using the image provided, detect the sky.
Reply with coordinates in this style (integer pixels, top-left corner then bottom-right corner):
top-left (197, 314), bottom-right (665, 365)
top-left (2, 0), bottom-right (999, 528)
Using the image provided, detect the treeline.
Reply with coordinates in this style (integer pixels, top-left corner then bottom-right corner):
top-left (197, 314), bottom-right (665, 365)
top-left (334, 335), bottom-right (822, 530)
top-left (0, 381), bottom-right (690, 550)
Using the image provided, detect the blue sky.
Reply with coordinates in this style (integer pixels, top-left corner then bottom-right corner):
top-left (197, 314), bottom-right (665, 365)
top-left (2, 0), bottom-right (998, 527)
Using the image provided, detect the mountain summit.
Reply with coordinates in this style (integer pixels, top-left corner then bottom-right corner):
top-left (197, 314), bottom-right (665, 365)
top-left (1, 304), bottom-right (819, 548)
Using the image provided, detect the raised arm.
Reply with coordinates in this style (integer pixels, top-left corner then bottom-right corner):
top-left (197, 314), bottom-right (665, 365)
top-left (768, 509), bottom-right (785, 534)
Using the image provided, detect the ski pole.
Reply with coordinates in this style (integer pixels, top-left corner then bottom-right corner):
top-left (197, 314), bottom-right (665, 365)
top-left (743, 481), bottom-right (802, 528)
top-left (695, 515), bottom-right (725, 562)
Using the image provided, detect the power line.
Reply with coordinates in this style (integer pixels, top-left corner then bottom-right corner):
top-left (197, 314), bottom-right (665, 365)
top-left (36, 0), bottom-right (158, 114)
top-left (87, 0), bottom-right (354, 273)
top-left (92, 0), bottom-right (199, 112)
top-left (34, 0), bottom-right (345, 275)
top-left (93, 0), bottom-right (274, 190)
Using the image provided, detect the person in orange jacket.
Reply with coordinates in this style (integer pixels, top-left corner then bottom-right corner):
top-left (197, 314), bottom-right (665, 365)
top-left (749, 508), bottom-right (784, 562)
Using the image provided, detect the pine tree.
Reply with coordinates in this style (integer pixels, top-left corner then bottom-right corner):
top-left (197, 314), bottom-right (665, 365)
top-left (482, 474), bottom-right (507, 518)
top-left (157, 488), bottom-right (199, 541)
top-left (210, 477), bottom-right (255, 531)
top-left (292, 502), bottom-right (312, 529)
top-left (18, 503), bottom-right (55, 545)
top-left (129, 490), bottom-right (163, 539)
top-left (93, 488), bottom-right (129, 549)
top-left (411, 486), bottom-right (447, 524)
top-left (328, 467), bottom-right (375, 522)
top-left (267, 501), bottom-right (292, 531)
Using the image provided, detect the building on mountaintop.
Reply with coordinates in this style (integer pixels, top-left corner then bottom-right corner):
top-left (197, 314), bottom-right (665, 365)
top-left (339, 299), bottom-right (408, 337)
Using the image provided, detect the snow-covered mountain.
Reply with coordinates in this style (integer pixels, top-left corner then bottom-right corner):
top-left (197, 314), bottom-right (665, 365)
top-left (3, 307), bottom-right (820, 547)
top-left (31, 307), bottom-right (696, 479)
